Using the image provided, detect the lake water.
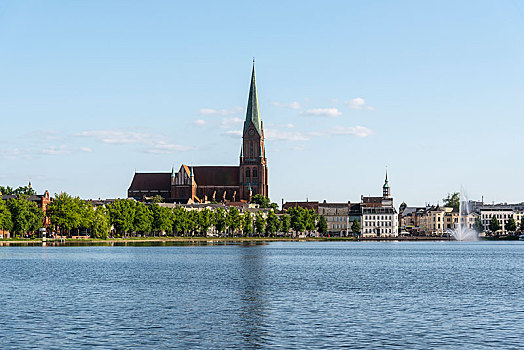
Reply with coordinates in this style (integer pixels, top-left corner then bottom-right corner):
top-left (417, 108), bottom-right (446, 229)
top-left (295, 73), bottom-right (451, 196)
top-left (0, 242), bottom-right (522, 349)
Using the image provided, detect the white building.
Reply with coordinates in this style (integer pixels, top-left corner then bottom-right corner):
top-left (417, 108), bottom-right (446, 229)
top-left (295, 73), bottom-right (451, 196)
top-left (480, 207), bottom-right (517, 234)
top-left (361, 207), bottom-right (398, 237)
top-left (360, 171), bottom-right (398, 237)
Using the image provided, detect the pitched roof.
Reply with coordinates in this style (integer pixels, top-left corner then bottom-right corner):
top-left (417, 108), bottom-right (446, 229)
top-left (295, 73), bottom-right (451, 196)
top-left (128, 173), bottom-right (171, 191)
top-left (193, 166), bottom-right (239, 186)
top-left (243, 61), bottom-right (262, 137)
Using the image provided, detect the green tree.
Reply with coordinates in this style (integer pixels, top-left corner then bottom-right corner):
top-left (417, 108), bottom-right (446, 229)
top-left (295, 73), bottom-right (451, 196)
top-left (226, 207), bottom-right (241, 235)
top-left (172, 206), bottom-right (188, 235)
top-left (279, 214), bottom-right (291, 235)
top-left (473, 217), bottom-right (484, 233)
top-left (149, 195), bottom-right (164, 204)
top-left (506, 217), bottom-right (517, 233)
top-left (443, 192), bottom-right (460, 210)
top-left (47, 193), bottom-right (93, 236)
top-left (198, 208), bottom-right (214, 236)
top-left (241, 212), bottom-right (253, 236)
top-left (150, 204), bottom-right (172, 235)
top-left (265, 210), bottom-right (280, 236)
top-left (254, 211), bottom-right (265, 236)
top-left (0, 198), bottom-right (13, 233)
top-left (186, 210), bottom-right (199, 235)
top-left (214, 208), bottom-right (227, 234)
top-left (317, 215), bottom-right (327, 235)
top-left (46, 192), bottom-right (79, 236)
top-left (7, 195), bottom-right (43, 236)
top-left (288, 207), bottom-right (306, 233)
top-left (107, 199), bottom-right (136, 236)
top-left (13, 186), bottom-right (37, 196)
top-left (0, 186), bottom-right (14, 195)
top-left (489, 216), bottom-right (501, 233)
top-left (304, 209), bottom-right (317, 233)
top-left (133, 202), bottom-right (153, 236)
top-left (351, 218), bottom-right (361, 235)
top-left (251, 194), bottom-right (270, 208)
top-left (91, 207), bottom-right (110, 239)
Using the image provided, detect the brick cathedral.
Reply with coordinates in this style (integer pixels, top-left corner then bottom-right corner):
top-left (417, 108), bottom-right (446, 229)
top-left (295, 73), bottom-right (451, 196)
top-left (128, 62), bottom-right (268, 203)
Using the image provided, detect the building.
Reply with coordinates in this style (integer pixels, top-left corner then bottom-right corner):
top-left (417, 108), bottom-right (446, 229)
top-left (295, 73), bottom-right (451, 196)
top-left (128, 61), bottom-right (268, 203)
top-left (318, 202), bottom-right (350, 236)
top-left (480, 206), bottom-right (516, 234)
top-left (361, 171), bottom-right (398, 237)
top-left (0, 187), bottom-right (51, 238)
top-left (361, 207), bottom-right (398, 237)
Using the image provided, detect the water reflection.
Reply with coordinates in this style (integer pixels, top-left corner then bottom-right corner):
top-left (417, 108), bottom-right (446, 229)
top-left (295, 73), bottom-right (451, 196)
top-left (0, 240), bottom-right (269, 247)
top-left (237, 245), bottom-right (269, 347)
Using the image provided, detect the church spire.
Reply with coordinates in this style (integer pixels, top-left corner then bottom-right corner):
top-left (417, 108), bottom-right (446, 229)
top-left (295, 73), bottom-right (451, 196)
top-left (243, 60), bottom-right (262, 136)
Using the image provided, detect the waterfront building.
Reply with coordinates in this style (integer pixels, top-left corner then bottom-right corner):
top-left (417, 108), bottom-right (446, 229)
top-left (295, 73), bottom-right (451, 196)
top-left (317, 202), bottom-right (353, 236)
top-left (361, 206), bottom-right (398, 237)
top-left (480, 206), bottom-right (517, 234)
top-left (360, 171), bottom-right (398, 237)
top-left (128, 62), bottom-right (268, 203)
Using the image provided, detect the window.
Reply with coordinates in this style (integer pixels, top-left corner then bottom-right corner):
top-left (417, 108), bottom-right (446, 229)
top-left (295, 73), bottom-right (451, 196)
top-left (246, 169), bottom-right (251, 178)
top-left (250, 142), bottom-right (253, 157)
top-left (253, 168), bottom-right (258, 177)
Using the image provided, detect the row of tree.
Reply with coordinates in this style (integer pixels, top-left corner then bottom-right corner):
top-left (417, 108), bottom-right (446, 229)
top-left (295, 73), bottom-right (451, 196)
top-left (0, 195), bottom-right (43, 235)
top-left (1, 192), bottom-right (339, 239)
top-left (477, 215), bottom-right (523, 234)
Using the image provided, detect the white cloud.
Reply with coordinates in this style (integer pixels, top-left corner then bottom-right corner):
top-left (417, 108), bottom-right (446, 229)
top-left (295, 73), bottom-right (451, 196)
top-left (345, 97), bottom-right (374, 110)
top-left (146, 141), bottom-right (193, 154)
top-left (193, 119), bottom-right (207, 126)
top-left (199, 106), bottom-right (243, 116)
top-left (223, 130), bottom-right (242, 138)
top-left (76, 129), bottom-right (192, 154)
top-left (80, 147), bottom-right (92, 153)
top-left (330, 126), bottom-right (374, 137)
top-left (76, 130), bottom-right (151, 144)
top-left (220, 117), bottom-right (243, 128)
top-left (0, 148), bottom-right (31, 160)
top-left (301, 108), bottom-right (342, 117)
top-left (41, 145), bottom-right (71, 155)
top-left (272, 101), bottom-right (301, 110)
top-left (265, 129), bottom-right (310, 142)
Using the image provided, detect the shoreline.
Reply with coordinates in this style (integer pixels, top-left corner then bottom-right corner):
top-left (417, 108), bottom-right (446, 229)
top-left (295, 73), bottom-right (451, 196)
top-left (0, 236), bottom-right (458, 244)
top-left (0, 236), bottom-right (519, 245)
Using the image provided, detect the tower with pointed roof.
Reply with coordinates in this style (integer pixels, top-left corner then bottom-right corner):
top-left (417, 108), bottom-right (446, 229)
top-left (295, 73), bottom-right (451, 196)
top-left (383, 170), bottom-right (390, 198)
top-left (239, 60), bottom-right (268, 200)
top-left (129, 61), bottom-right (268, 204)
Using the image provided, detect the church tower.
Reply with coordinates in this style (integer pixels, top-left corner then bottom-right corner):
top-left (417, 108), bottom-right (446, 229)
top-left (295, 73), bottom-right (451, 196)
top-left (383, 170), bottom-right (390, 198)
top-left (239, 60), bottom-right (268, 201)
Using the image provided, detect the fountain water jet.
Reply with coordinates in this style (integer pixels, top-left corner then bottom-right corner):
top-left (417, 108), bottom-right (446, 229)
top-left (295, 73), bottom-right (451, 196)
top-left (448, 188), bottom-right (478, 241)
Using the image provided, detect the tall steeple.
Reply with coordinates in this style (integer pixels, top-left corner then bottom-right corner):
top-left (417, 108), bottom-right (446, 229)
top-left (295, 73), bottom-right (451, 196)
top-left (239, 59), bottom-right (268, 201)
top-left (243, 59), bottom-right (262, 136)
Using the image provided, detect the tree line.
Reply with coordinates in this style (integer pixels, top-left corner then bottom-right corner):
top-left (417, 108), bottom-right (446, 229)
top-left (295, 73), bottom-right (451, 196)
top-left (1, 192), bottom-right (332, 239)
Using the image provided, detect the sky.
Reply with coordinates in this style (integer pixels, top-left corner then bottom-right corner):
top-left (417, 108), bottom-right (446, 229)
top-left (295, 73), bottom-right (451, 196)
top-left (1, 0), bottom-right (523, 206)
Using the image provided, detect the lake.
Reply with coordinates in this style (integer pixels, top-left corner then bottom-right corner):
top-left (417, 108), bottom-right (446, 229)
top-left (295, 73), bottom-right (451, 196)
top-left (0, 242), bottom-right (522, 349)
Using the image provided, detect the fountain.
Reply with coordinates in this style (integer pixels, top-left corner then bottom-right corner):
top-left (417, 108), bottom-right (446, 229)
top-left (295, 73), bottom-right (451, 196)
top-left (448, 188), bottom-right (478, 241)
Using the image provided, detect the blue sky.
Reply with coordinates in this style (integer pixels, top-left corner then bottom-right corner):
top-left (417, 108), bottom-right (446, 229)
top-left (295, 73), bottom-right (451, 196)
top-left (1, 0), bottom-right (523, 206)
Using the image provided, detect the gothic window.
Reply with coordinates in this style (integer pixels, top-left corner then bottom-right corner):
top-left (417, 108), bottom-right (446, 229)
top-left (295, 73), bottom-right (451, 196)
top-left (253, 168), bottom-right (258, 177)
top-left (246, 168), bottom-right (251, 178)
top-left (250, 142), bottom-right (253, 157)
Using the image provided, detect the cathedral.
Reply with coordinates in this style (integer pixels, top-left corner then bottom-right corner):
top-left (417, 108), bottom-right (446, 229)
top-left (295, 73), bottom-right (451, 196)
top-left (128, 62), bottom-right (268, 203)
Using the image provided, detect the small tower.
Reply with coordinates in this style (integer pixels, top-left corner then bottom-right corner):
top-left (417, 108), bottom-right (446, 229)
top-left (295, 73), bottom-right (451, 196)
top-left (383, 170), bottom-right (390, 198)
